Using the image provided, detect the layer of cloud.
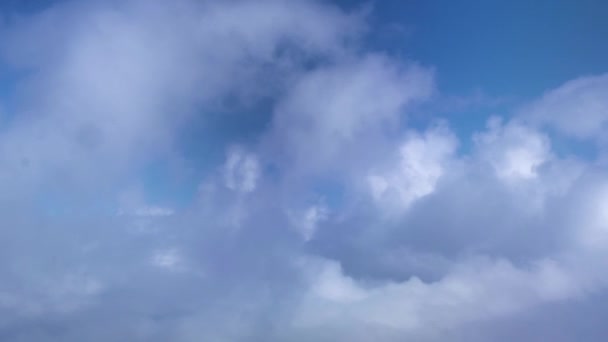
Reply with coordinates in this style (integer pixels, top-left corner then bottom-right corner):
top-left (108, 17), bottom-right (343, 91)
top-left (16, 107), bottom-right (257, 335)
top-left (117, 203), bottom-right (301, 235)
top-left (0, 0), bottom-right (607, 341)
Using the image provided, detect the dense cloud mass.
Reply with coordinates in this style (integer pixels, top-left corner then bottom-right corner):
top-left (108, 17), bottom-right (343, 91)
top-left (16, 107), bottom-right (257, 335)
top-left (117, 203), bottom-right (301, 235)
top-left (1, 0), bottom-right (608, 341)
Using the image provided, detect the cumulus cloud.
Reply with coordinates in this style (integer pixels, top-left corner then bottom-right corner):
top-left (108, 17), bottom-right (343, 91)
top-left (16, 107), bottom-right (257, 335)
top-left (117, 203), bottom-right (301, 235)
top-left (290, 256), bottom-right (585, 341)
top-left (474, 117), bottom-right (552, 181)
top-left (0, 0), bottom-right (607, 341)
top-left (368, 123), bottom-right (457, 212)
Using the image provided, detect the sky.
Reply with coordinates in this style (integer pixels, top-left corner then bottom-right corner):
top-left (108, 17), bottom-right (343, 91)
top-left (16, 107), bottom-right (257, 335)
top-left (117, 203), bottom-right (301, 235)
top-left (0, 0), bottom-right (608, 341)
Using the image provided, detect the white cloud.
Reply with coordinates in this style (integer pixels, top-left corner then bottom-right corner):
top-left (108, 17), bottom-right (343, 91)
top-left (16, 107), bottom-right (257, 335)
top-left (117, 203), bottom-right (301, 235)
top-left (223, 147), bottom-right (260, 193)
top-left (0, 0), bottom-right (608, 341)
top-left (567, 179), bottom-right (608, 250)
top-left (304, 258), bottom-right (368, 303)
top-left (475, 117), bottom-right (551, 182)
top-left (0, 0), bottom-right (360, 193)
top-left (368, 124), bottom-right (457, 211)
top-left (525, 73), bottom-right (608, 140)
top-left (292, 255), bottom-right (586, 340)
top-left (151, 248), bottom-right (184, 271)
top-left (289, 202), bottom-right (329, 241)
top-left (269, 54), bottom-right (434, 174)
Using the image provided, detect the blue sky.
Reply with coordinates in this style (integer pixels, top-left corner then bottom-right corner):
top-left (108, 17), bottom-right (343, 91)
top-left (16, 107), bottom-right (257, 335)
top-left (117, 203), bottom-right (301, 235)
top-left (357, 0), bottom-right (608, 96)
top-left (1, 1), bottom-right (608, 341)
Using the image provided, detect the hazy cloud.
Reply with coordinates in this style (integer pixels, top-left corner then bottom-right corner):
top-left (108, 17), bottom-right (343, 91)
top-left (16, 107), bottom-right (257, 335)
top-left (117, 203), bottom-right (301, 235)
top-left (0, 0), bottom-right (607, 341)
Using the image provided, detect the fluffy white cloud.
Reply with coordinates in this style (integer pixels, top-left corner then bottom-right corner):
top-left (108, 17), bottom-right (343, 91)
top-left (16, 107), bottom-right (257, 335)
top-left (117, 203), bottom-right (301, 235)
top-left (292, 256), bottom-right (585, 340)
top-left (474, 117), bottom-right (552, 181)
top-left (368, 124), bottom-right (457, 212)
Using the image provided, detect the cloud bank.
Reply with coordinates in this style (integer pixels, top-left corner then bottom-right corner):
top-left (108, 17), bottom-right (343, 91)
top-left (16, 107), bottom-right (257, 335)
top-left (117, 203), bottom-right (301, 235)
top-left (1, 0), bottom-right (608, 341)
